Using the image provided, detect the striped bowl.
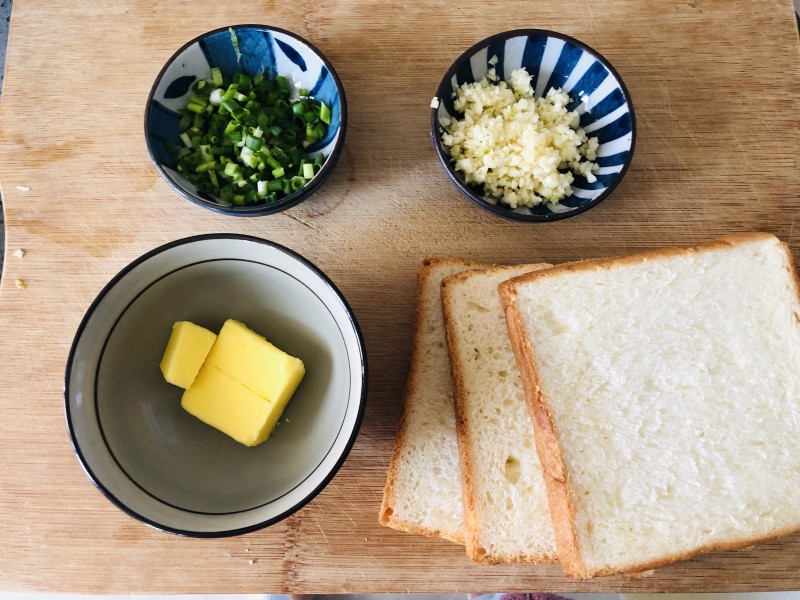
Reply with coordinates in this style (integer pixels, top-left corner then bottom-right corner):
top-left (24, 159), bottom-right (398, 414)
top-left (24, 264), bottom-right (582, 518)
top-left (432, 30), bottom-right (636, 222)
top-left (145, 25), bottom-right (347, 216)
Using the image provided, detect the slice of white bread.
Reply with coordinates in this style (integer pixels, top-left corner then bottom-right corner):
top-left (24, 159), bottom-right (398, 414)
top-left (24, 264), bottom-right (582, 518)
top-left (379, 258), bottom-right (488, 543)
top-left (499, 232), bottom-right (800, 579)
top-left (442, 264), bottom-right (558, 564)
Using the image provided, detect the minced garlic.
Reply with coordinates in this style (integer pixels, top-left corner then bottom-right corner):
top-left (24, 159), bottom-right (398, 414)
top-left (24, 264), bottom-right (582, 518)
top-left (441, 67), bottom-right (599, 208)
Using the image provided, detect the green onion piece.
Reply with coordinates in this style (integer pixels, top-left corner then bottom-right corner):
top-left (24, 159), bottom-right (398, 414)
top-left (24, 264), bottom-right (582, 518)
top-left (257, 180), bottom-right (268, 197)
top-left (195, 161), bottom-right (216, 173)
top-left (221, 84), bottom-right (239, 102)
top-left (302, 163), bottom-right (315, 179)
top-left (229, 27), bottom-right (242, 62)
top-left (211, 67), bottom-right (223, 87)
top-left (223, 120), bottom-right (238, 135)
top-left (298, 88), bottom-right (310, 96)
top-left (224, 162), bottom-right (240, 177)
top-left (320, 102), bottom-right (331, 125)
top-left (179, 132), bottom-right (193, 148)
top-left (219, 185), bottom-right (234, 202)
top-left (234, 72), bottom-right (252, 92)
top-left (244, 135), bottom-right (263, 150)
top-left (267, 179), bottom-right (283, 192)
top-left (271, 166), bottom-right (285, 178)
top-left (240, 147), bottom-right (260, 169)
top-left (209, 88), bottom-right (224, 106)
top-left (290, 176), bottom-right (305, 191)
top-left (208, 170), bottom-right (219, 187)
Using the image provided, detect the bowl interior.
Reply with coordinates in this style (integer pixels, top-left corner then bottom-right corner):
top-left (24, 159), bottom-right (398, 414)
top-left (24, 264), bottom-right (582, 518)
top-left (146, 26), bottom-right (344, 213)
top-left (434, 30), bottom-right (635, 221)
top-left (66, 236), bottom-right (365, 535)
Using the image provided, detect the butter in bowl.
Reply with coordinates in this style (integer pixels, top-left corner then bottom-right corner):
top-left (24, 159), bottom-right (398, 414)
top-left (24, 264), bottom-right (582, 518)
top-left (65, 234), bottom-right (366, 536)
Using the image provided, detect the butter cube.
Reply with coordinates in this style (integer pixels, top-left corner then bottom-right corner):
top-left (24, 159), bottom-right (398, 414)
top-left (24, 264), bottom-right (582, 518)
top-left (181, 363), bottom-right (282, 447)
top-left (205, 320), bottom-right (305, 405)
top-left (159, 321), bottom-right (217, 389)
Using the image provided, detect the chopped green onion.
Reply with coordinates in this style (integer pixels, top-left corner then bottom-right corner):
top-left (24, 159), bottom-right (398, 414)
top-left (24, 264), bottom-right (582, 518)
top-left (189, 95), bottom-right (208, 107)
top-left (320, 102), bottom-right (331, 125)
top-left (167, 67), bottom-right (330, 204)
top-left (229, 27), bottom-right (242, 62)
top-left (209, 88), bottom-right (224, 106)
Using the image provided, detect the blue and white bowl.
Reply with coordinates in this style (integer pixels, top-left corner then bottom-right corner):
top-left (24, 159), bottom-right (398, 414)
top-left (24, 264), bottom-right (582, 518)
top-left (432, 30), bottom-right (636, 222)
top-left (145, 25), bottom-right (347, 216)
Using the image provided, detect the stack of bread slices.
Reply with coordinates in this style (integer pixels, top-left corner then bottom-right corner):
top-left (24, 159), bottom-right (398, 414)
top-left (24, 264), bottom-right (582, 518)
top-left (379, 233), bottom-right (800, 580)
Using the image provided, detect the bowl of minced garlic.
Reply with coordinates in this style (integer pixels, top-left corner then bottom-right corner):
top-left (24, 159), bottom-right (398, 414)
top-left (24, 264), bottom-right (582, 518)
top-left (431, 29), bottom-right (636, 222)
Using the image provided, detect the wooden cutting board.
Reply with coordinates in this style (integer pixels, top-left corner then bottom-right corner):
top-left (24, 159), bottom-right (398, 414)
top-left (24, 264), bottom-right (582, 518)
top-left (0, 0), bottom-right (798, 593)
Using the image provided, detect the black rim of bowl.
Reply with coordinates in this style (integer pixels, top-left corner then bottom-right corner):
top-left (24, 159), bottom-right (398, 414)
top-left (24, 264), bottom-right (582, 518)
top-left (431, 28), bottom-right (637, 222)
top-left (64, 234), bottom-right (368, 537)
top-left (144, 25), bottom-right (348, 217)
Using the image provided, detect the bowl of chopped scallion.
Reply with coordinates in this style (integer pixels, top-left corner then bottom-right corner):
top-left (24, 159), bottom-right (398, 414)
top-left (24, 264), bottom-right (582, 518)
top-left (145, 25), bottom-right (347, 216)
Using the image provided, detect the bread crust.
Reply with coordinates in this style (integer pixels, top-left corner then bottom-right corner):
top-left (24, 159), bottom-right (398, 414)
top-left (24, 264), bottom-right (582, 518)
top-left (442, 264), bottom-right (556, 565)
top-left (498, 232), bottom-right (800, 579)
top-left (379, 257), bottom-right (483, 545)
top-left (499, 284), bottom-right (586, 576)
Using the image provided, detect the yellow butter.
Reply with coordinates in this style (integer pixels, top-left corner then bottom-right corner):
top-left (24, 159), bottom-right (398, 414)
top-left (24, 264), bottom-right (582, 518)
top-left (159, 321), bottom-right (217, 389)
top-left (205, 319), bottom-right (306, 406)
top-left (181, 363), bottom-right (281, 447)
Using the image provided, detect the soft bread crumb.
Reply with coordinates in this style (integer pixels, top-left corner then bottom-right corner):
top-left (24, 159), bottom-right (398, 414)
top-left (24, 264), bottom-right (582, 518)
top-left (443, 264), bottom-right (557, 563)
top-left (504, 234), bottom-right (800, 578)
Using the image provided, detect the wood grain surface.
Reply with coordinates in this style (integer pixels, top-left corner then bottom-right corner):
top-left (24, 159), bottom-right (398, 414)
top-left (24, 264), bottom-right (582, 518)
top-left (0, 0), bottom-right (798, 594)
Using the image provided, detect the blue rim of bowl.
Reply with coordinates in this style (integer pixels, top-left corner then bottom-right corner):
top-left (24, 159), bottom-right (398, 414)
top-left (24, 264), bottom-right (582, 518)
top-left (64, 234), bottom-right (368, 537)
top-left (144, 25), bottom-right (348, 217)
top-left (431, 28), bottom-right (637, 222)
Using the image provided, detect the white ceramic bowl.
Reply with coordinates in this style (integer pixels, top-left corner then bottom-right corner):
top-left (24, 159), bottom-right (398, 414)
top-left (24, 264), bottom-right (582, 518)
top-left (65, 235), bottom-right (366, 536)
